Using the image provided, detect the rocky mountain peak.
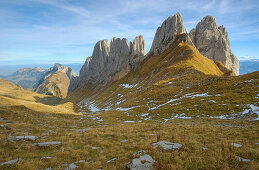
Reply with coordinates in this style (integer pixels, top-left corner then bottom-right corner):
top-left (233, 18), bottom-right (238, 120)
top-left (149, 12), bottom-right (186, 56)
top-left (51, 63), bottom-right (76, 79)
top-left (189, 15), bottom-right (239, 75)
top-left (71, 35), bottom-right (146, 92)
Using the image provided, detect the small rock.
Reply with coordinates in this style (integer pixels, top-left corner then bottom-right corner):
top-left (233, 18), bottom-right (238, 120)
top-left (48, 130), bottom-right (54, 133)
top-left (152, 141), bottom-right (182, 151)
top-left (236, 156), bottom-right (251, 162)
top-left (121, 139), bottom-right (128, 143)
top-left (231, 143), bottom-right (242, 148)
top-left (127, 154), bottom-right (155, 170)
top-left (92, 146), bottom-right (100, 150)
top-left (32, 141), bottom-right (62, 147)
top-left (7, 136), bottom-right (37, 141)
top-left (65, 163), bottom-right (78, 170)
top-left (0, 158), bottom-right (20, 166)
top-left (202, 147), bottom-right (208, 151)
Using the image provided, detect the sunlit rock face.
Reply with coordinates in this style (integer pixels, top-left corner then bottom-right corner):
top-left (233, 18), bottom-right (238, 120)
top-left (189, 16), bottom-right (239, 75)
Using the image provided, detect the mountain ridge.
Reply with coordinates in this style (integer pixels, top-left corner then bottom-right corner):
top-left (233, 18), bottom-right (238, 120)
top-left (69, 12), bottom-right (238, 96)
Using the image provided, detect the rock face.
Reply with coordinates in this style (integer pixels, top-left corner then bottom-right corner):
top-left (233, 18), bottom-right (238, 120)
top-left (189, 16), bottom-right (239, 75)
top-left (69, 35), bottom-right (146, 92)
top-left (130, 35), bottom-right (146, 69)
top-left (35, 63), bottom-right (76, 98)
top-left (149, 12), bottom-right (186, 56)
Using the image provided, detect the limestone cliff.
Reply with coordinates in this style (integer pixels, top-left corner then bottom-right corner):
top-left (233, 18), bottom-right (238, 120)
top-left (189, 16), bottom-right (239, 75)
top-left (69, 35), bottom-right (146, 93)
top-left (149, 12), bottom-right (186, 56)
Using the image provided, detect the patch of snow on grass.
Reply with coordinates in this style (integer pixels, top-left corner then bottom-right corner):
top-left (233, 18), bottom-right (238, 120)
top-left (241, 104), bottom-right (259, 120)
top-left (124, 120), bottom-right (136, 123)
top-left (88, 103), bottom-right (100, 112)
top-left (121, 83), bottom-right (138, 88)
top-left (116, 105), bottom-right (142, 111)
top-left (149, 98), bottom-right (179, 111)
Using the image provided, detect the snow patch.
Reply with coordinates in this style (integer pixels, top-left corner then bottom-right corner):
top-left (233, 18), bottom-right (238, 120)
top-left (121, 83), bottom-right (138, 88)
top-left (124, 121), bottom-right (136, 123)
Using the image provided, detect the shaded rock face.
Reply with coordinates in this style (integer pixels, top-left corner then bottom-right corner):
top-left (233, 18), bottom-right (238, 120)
top-left (189, 16), bottom-right (239, 75)
top-left (149, 12), bottom-right (186, 56)
top-left (70, 35), bottom-right (146, 92)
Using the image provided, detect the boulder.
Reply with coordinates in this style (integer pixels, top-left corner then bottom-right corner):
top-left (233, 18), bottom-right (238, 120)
top-left (152, 141), bottom-right (182, 151)
top-left (189, 16), bottom-right (239, 75)
top-left (236, 156), bottom-right (251, 162)
top-left (32, 141), bottom-right (62, 147)
top-left (7, 135), bottom-right (37, 141)
top-left (127, 154), bottom-right (155, 170)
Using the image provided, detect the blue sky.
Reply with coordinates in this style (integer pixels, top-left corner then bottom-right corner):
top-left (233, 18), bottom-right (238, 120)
top-left (0, 0), bottom-right (259, 65)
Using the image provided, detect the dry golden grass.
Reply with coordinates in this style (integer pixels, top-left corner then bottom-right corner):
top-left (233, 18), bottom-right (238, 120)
top-left (0, 78), bottom-right (78, 115)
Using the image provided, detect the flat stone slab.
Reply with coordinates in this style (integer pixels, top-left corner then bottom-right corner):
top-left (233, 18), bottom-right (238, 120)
top-left (127, 154), bottom-right (155, 170)
top-left (236, 156), bottom-right (251, 162)
top-left (231, 143), bottom-right (242, 148)
top-left (32, 141), bottom-right (62, 147)
top-left (0, 118), bottom-right (12, 123)
top-left (152, 141), bottom-right (182, 151)
top-left (0, 158), bottom-right (20, 166)
top-left (8, 136), bottom-right (37, 141)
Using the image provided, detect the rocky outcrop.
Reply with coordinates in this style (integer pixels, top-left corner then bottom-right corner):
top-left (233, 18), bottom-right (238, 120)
top-left (149, 12), bottom-right (186, 56)
top-left (189, 16), bottom-right (239, 75)
top-left (69, 35), bottom-right (146, 92)
top-left (130, 35), bottom-right (146, 70)
top-left (50, 63), bottom-right (76, 79)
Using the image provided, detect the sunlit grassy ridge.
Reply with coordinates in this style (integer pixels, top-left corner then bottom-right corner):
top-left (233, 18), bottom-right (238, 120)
top-left (0, 78), bottom-right (76, 114)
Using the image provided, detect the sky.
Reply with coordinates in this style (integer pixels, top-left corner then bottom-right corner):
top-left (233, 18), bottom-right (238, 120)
top-left (0, 0), bottom-right (259, 65)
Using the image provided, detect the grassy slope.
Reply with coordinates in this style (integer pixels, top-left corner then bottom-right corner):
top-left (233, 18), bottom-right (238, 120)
top-left (0, 38), bottom-right (258, 169)
top-left (68, 40), bottom-right (258, 120)
top-left (0, 78), bottom-right (76, 114)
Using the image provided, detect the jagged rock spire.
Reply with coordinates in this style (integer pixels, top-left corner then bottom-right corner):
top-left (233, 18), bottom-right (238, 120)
top-left (189, 15), bottom-right (239, 75)
top-left (149, 12), bottom-right (186, 55)
top-left (69, 35), bottom-right (147, 93)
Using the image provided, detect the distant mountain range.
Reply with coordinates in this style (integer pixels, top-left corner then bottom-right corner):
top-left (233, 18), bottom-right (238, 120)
top-left (239, 59), bottom-right (259, 75)
top-left (0, 63), bottom-right (83, 76)
top-left (1, 63), bottom-right (77, 98)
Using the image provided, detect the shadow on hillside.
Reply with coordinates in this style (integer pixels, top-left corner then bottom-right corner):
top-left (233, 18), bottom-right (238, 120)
top-left (34, 95), bottom-right (62, 105)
